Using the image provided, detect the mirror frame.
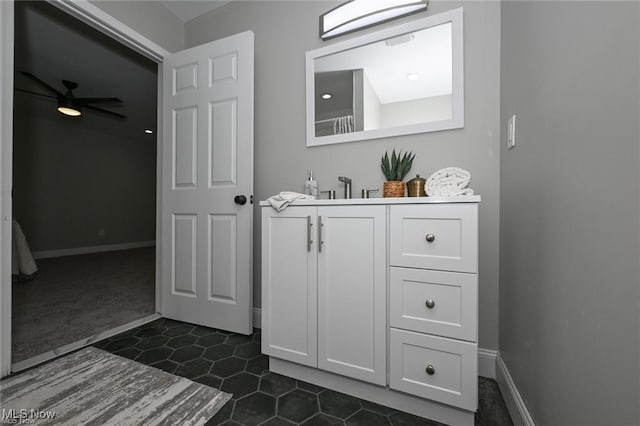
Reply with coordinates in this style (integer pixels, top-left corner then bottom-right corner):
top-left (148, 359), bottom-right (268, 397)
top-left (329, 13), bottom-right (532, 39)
top-left (306, 8), bottom-right (463, 147)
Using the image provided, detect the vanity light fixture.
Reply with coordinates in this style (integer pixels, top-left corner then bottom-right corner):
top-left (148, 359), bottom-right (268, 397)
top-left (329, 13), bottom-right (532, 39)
top-left (321, 93), bottom-right (333, 100)
top-left (320, 0), bottom-right (428, 40)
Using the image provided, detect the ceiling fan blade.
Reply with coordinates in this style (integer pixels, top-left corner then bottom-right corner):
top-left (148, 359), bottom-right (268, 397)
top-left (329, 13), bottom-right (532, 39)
top-left (84, 104), bottom-right (127, 119)
top-left (19, 71), bottom-right (64, 97)
top-left (14, 88), bottom-right (57, 100)
top-left (75, 97), bottom-right (123, 104)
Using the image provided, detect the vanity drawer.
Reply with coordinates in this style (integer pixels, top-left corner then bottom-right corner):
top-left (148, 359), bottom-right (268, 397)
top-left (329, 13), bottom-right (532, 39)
top-left (389, 204), bottom-right (477, 273)
top-left (390, 268), bottom-right (477, 341)
top-left (389, 328), bottom-right (477, 411)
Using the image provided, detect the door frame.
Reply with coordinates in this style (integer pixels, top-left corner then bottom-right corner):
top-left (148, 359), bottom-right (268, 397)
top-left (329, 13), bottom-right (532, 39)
top-left (0, 0), bottom-right (172, 377)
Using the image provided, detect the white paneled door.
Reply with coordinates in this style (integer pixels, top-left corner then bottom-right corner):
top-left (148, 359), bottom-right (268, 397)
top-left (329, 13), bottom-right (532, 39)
top-left (161, 32), bottom-right (254, 334)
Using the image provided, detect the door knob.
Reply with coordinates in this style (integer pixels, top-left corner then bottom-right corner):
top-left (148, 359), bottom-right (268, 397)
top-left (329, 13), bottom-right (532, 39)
top-left (234, 195), bottom-right (247, 205)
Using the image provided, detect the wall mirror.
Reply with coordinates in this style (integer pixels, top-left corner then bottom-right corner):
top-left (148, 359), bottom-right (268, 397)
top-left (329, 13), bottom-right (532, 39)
top-left (306, 8), bottom-right (463, 147)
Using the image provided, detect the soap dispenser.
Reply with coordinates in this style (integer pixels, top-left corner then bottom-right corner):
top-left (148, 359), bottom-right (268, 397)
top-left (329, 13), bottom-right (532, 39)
top-left (304, 170), bottom-right (318, 198)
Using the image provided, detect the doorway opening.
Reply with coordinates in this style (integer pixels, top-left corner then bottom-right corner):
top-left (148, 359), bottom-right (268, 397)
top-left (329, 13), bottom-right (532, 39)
top-left (11, 1), bottom-right (158, 368)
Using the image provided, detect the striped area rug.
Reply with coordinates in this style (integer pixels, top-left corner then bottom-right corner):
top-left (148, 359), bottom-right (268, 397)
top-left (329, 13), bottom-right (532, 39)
top-left (0, 347), bottom-right (231, 425)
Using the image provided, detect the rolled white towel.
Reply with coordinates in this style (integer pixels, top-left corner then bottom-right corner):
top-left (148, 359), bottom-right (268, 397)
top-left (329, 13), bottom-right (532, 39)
top-left (426, 167), bottom-right (474, 197)
top-left (429, 187), bottom-right (475, 197)
top-left (267, 191), bottom-right (315, 212)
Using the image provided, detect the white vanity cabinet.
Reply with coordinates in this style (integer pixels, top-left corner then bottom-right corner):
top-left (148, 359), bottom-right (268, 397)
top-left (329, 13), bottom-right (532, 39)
top-left (262, 205), bottom-right (386, 385)
top-left (261, 197), bottom-right (480, 426)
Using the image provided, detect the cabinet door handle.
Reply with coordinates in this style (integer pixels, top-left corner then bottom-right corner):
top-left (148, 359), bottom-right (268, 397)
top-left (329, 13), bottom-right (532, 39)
top-left (425, 299), bottom-right (435, 309)
top-left (425, 364), bottom-right (435, 375)
top-left (318, 216), bottom-right (324, 252)
top-left (307, 216), bottom-right (313, 252)
top-left (425, 233), bottom-right (436, 243)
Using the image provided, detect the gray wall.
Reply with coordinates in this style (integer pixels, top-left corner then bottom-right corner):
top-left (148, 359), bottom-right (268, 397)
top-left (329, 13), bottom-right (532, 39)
top-left (12, 96), bottom-right (157, 253)
top-left (500, 2), bottom-right (640, 424)
top-left (91, 1), bottom-right (184, 52)
top-left (186, 1), bottom-right (501, 349)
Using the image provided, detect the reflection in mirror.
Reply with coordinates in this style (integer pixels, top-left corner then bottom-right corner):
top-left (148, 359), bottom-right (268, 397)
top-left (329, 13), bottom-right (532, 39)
top-left (306, 9), bottom-right (463, 147)
top-left (315, 23), bottom-right (452, 136)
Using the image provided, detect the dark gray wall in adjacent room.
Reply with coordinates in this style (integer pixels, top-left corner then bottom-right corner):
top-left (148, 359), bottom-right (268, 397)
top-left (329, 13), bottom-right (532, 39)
top-left (12, 98), bottom-right (157, 252)
top-left (13, 1), bottom-right (157, 253)
top-left (500, 1), bottom-right (640, 424)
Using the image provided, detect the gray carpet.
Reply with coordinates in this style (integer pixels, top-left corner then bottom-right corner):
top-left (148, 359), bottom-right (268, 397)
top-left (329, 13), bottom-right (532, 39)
top-left (1, 347), bottom-right (231, 425)
top-left (12, 247), bottom-right (155, 363)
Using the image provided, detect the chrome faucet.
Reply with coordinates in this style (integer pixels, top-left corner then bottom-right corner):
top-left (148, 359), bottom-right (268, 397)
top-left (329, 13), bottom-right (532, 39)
top-left (338, 176), bottom-right (352, 199)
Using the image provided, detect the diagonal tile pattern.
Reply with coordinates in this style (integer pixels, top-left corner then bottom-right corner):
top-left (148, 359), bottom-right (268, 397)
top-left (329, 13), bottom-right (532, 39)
top-left (95, 318), bottom-right (513, 426)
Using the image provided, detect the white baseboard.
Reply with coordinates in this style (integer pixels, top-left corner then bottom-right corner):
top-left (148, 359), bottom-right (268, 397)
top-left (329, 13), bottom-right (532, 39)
top-left (478, 348), bottom-right (497, 379)
top-left (33, 240), bottom-right (156, 259)
top-left (496, 353), bottom-right (535, 426)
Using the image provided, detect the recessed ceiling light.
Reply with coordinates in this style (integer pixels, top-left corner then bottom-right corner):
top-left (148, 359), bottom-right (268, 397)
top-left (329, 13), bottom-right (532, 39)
top-left (145, 129), bottom-right (153, 134)
top-left (407, 73), bottom-right (420, 81)
top-left (321, 93), bottom-right (333, 100)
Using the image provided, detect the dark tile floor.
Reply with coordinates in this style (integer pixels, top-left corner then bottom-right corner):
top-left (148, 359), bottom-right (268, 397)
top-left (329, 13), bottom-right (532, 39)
top-left (94, 318), bottom-right (513, 426)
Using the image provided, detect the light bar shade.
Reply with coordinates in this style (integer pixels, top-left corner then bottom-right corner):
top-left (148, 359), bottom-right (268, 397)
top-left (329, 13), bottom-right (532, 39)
top-left (320, 0), bottom-right (428, 40)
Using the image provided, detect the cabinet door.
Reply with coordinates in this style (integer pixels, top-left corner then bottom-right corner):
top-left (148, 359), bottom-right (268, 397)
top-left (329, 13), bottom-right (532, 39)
top-left (261, 207), bottom-right (317, 367)
top-left (317, 206), bottom-right (386, 385)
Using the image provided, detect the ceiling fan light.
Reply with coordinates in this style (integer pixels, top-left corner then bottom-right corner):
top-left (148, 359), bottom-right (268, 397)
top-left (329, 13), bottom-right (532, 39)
top-left (57, 106), bottom-right (82, 117)
top-left (57, 98), bottom-right (82, 117)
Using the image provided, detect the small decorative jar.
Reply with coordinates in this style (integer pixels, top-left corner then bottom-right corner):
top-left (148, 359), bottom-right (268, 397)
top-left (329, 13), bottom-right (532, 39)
top-left (406, 174), bottom-right (426, 197)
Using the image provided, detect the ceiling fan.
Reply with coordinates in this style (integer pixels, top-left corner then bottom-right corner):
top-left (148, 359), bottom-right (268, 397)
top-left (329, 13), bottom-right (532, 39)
top-left (15, 71), bottom-right (126, 119)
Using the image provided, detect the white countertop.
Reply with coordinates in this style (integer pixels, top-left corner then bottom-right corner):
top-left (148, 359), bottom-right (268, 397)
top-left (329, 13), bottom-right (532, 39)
top-left (259, 195), bottom-right (480, 207)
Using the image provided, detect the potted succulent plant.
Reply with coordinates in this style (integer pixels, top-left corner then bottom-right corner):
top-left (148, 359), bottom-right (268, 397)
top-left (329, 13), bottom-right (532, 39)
top-left (381, 149), bottom-right (415, 197)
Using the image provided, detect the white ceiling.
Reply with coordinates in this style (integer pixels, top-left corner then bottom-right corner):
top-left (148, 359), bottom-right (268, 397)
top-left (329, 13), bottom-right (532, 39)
top-left (160, 0), bottom-right (232, 22)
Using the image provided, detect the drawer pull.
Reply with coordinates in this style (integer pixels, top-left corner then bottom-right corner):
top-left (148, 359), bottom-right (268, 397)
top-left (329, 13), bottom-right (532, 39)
top-left (425, 364), bottom-right (435, 375)
top-left (425, 299), bottom-right (435, 309)
top-left (425, 233), bottom-right (436, 243)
